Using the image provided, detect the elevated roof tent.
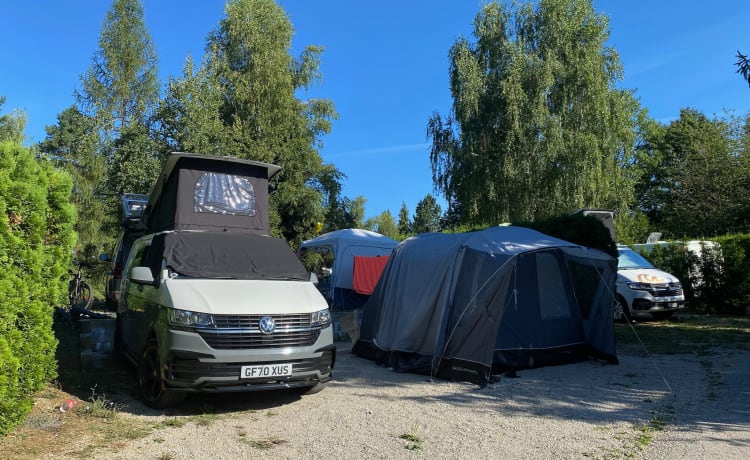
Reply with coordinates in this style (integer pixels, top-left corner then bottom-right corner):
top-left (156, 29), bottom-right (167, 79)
top-left (140, 152), bottom-right (281, 235)
top-left (119, 193), bottom-right (149, 228)
top-left (573, 208), bottom-right (616, 242)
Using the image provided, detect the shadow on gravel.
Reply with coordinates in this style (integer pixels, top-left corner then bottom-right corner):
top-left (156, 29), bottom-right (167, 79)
top-left (53, 309), bottom-right (749, 434)
top-left (331, 316), bottom-right (750, 431)
top-left (54, 313), bottom-right (308, 418)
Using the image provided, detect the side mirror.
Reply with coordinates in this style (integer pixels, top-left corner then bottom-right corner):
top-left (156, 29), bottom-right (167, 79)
top-left (321, 267), bottom-right (333, 277)
top-left (130, 266), bottom-right (156, 285)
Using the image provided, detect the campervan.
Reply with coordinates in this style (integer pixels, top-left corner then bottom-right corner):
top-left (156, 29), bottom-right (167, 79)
top-left (614, 245), bottom-right (685, 321)
top-left (116, 153), bottom-right (334, 408)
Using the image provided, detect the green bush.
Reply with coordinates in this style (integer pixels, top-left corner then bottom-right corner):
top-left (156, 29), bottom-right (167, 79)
top-left (0, 141), bottom-right (76, 435)
top-left (638, 238), bottom-right (746, 315)
top-left (712, 235), bottom-right (750, 315)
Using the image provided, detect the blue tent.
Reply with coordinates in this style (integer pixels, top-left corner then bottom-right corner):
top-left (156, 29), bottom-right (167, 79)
top-left (353, 226), bottom-right (618, 383)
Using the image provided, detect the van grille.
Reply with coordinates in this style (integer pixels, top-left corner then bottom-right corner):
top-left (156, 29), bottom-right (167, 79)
top-left (647, 283), bottom-right (683, 297)
top-left (196, 314), bottom-right (322, 350)
top-left (213, 314), bottom-right (311, 329)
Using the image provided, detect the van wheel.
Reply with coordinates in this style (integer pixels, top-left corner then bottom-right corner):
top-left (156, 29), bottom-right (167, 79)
top-left (614, 296), bottom-right (633, 323)
top-left (137, 341), bottom-right (185, 408)
top-left (297, 382), bottom-right (328, 396)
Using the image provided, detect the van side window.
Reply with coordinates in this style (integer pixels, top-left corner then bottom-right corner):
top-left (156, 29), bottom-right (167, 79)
top-left (194, 173), bottom-right (256, 216)
top-left (127, 243), bottom-right (147, 276)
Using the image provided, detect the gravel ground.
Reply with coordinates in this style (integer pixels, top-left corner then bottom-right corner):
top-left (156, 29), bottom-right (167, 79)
top-left (71, 344), bottom-right (750, 459)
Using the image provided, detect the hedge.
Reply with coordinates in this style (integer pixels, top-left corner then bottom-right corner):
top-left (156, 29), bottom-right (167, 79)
top-left (0, 141), bottom-right (76, 435)
top-left (636, 236), bottom-right (749, 316)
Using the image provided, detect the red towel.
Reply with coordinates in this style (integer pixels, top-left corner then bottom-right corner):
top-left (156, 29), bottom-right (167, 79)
top-left (352, 255), bottom-right (390, 295)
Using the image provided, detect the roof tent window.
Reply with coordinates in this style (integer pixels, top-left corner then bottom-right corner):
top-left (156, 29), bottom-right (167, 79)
top-left (194, 173), bottom-right (256, 216)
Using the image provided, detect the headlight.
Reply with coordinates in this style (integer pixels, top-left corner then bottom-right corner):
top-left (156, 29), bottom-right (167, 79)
top-left (168, 308), bottom-right (214, 328)
top-left (626, 282), bottom-right (651, 291)
top-left (311, 308), bottom-right (331, 326)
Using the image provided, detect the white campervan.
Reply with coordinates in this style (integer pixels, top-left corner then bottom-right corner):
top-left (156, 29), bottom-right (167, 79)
top-left (614, 245), bottom-right (685, 321)
top-left (117, 153), bottom-right (335, 407)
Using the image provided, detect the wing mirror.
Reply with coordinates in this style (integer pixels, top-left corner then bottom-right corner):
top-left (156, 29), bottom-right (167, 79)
top-left (130, 266), bottom-right (156, 286)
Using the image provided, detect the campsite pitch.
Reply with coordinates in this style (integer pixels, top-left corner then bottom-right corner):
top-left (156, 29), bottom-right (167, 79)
top-left (2, 314), bottom-right (748, 459)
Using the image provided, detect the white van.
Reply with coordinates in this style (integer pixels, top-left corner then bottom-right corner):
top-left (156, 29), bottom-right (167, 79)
top-left (116, 153), bottom-right (335, 407)
top-left (614, 245), bottom-right (685, 321)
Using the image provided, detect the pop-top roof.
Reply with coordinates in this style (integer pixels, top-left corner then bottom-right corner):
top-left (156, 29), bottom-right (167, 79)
top-left (140, 152), bottom-right (281, 234)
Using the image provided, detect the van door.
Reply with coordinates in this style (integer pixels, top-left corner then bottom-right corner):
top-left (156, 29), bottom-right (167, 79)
top-left (120, 238), bottom-right (158, 361)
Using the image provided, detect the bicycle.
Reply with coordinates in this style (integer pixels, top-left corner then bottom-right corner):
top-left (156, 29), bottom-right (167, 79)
top-left (55, 261), bottom-right (104, 329)
top-left (68, 261), bottom-right (93, 310)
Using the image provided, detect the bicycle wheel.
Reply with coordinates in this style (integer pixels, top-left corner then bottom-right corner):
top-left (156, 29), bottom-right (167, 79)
top-left (71, 282), bottom-right (94, 310)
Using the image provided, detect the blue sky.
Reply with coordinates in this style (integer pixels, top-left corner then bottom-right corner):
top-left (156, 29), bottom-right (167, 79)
top-left (2, 1), bottom-right (750, 220)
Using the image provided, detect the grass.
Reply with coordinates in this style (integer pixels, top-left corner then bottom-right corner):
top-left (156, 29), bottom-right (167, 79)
top-left (243, 436), bottom-right (287, 449)
top-left (399, 424), bottom-right (424, 451)
top-left (615, 312), bottom-right (750, 355)
top-left (634, 416), bottom-right (668, 448)
top-left (609, 312), bottom-right (747, 456)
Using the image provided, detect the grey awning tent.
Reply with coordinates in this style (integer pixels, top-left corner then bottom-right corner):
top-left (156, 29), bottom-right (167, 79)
top-left (353, 226), bottom-right (618, 383)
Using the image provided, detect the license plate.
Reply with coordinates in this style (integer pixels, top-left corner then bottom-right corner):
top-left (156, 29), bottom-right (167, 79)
top-left (241, 364), bottom-right (292, 379)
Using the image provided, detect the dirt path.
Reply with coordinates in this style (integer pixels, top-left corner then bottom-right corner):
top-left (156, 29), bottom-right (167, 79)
top-left (642, 350), bottom-right (750, 459)
top-left (54, 344), bottom-right (749, 460)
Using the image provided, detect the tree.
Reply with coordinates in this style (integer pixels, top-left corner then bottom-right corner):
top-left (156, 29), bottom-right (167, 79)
top-left (78, 0), bottom-right (159, 139)
top-left (364, 210), bottom-right (399, 240)
top-left (412, 194), bottom-right (442, 234)
top-left (348, 196), bottom-right (366, 229)
top-left (157, 0), bottom-right (339, 245)
top-left (73, 0), bottom-right (161, 249)
top-left (106, 122), bottom-right (162, 195)
top-left (736, 50), bottom-right (750, 87)
top-left (38, 106), bottom-right (107, 253)
top-left (0, 97), bottom-right (27, 144)
top-left (428, 0), bottom-right (641, 226)
top-left (397, 202), bottom-right (411, 236)
top-left (642, 109), bottom-right (750, 237)
top-left (156, 57), bottom-right (227, 154)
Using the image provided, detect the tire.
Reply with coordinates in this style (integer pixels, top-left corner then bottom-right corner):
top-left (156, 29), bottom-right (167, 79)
top-left (613, 295), bottom-right (633, 323)
top-left (137, 341), bottom-right (185, 408)
top-left (297, 382), bottom-right (328, 396)
top-left (70, 282), bottom-right (93, 310)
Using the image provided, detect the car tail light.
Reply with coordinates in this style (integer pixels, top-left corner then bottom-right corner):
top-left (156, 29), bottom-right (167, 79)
top-left (114, 263), bottom-right (124, 279)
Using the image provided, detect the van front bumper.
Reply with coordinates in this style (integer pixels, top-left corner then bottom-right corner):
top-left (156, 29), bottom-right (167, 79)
top-left (630, 293), bottom-right (686, 313)
top-left (162, 327), bottom-right (335, 392)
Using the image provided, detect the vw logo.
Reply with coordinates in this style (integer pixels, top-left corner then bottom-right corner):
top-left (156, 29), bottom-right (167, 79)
top-left (258, 316), bottom-right (276, 335)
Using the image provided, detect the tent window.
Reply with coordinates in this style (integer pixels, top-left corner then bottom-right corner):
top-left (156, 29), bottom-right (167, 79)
top-left (194, 173), bottom-right (256, 216)
top-left (566, 260), bottom-right (598, 319)
top-left (535, 252), bottom-right (571, 319)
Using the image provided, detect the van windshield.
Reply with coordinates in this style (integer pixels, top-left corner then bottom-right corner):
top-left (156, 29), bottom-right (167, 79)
top-left (617, 247), bottom-right (655, 270)
top-left (146, 231), bottom-right (309, 281)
